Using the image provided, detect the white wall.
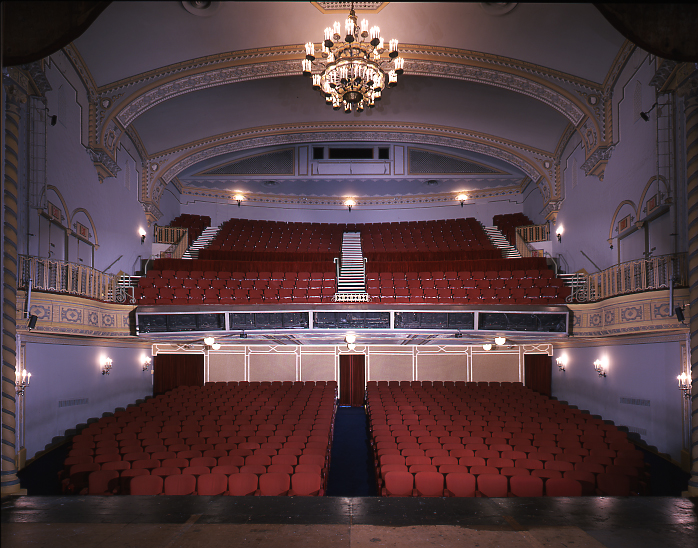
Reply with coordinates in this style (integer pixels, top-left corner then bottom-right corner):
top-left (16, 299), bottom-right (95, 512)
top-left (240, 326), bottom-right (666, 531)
top-left (551, 340), bottom-right (685, 462)
top-left (20, 339), bottom-right (153, 460)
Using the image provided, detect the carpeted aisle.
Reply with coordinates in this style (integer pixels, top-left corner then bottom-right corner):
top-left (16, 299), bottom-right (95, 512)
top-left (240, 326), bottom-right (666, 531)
top-left (326, 406), bottom-right (377, 496)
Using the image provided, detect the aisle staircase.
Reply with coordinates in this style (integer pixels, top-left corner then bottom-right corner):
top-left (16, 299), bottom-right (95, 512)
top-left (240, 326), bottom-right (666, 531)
top-left (483, 225), bottom-right (521, 259)
top-left (182, 225), bottom-right (221, 259)
top-left (335, 232), bottom-right (369, 302)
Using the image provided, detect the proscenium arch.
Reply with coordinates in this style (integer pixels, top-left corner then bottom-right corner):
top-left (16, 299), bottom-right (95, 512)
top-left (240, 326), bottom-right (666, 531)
top-left (637, 175), bottom-right (670, 218)
top-left (146, 123), bottom-right (554, 207)
top-left (70, 207), bottom-right (100, 248)
top-left (607, 199), bottom-right (638, 243)
top-left (98, 46), bottom-right (603, 158)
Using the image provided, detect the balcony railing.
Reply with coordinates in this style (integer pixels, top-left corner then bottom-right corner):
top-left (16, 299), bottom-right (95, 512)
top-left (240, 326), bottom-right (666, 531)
top-left (517, 224), bottom-right (550, 243)
top-left (18, 255), bottom-right (128, 303)
top-left (578, 253), bottom-right (687, 302)
top-left (153, 225), bottom-right (188, 245)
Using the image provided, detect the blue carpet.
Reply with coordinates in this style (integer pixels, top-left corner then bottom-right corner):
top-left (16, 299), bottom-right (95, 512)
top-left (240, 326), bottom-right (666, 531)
top-left (326, 406), bottom-right (377, 496)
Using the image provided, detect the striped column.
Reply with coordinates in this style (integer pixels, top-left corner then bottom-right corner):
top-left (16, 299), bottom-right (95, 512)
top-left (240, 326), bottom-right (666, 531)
top-left (1, 83), bottom-right (25, 496)
top-left (685, 82), bottom-right (698, 496)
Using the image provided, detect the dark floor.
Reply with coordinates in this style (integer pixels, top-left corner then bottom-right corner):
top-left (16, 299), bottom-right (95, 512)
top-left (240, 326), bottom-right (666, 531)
top-left (326, 406), bottom-right (377, 497)
top-left (2, 494), bottom-right (697, 548)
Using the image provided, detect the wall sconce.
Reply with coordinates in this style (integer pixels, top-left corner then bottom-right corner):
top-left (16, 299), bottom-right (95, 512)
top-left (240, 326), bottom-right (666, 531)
top-left (482, 343), bottom-right (492, 351)
top-left (494, 336), bottom-right (506, 346)
top-left (677, 372), bottom-right (692, 398)
top-left (203, 337), bottom-right (221, 350)
top-left (344, 199), bottom-right (356, 212)
top-left (141, 355), bottom-right (151, 371)
top-left (234, 194), bottom-right (245, 207)
top-left (456, 193), bottom-right (468, 207)
top-left (593, 357), bottom-right (607, 377)
top-left (345, 332), bottom-right (357, 350)
top-left (15, 369), bottom-right (31, 396)
top-left (139, 227), bottom-right (147, 244)
top-left (556, 354), bottom-right (568, 371)
top-left (556, 225), bottom-right (563, 243)
top-left (101, 356), bottom-right (113, 375)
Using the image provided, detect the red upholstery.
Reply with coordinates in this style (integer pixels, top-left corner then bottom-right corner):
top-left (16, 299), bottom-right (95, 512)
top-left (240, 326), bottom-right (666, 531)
top-left (164, 474), bottom-right (197, 495)
top-left (228, 473), bottom-right (259, 496)
top-left (130, 475), bottom-right (163, 495)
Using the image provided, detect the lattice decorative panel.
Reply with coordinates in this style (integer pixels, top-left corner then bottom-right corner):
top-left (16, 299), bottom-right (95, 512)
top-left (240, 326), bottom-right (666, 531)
top-left (409, 149), bottom-right (500, 174)
top-left (202, 149), bottom-right (294, 175)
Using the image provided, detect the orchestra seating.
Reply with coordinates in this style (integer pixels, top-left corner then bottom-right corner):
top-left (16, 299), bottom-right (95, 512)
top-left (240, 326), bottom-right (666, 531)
top-left (60, 381), bottom-right (336, 496)
top-left (368, 381), bottom-right (647, 497)
top-left (134, 217), bottom-right (570, 306)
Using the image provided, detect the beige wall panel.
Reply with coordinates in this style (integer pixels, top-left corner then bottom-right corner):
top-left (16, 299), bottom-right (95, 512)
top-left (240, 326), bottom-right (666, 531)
top-left (301, 353), bottom-right (336, 382)
top-left (369, 353), bottom-right (413, 381)
top-left (417, 354), bottom-right (468, 381)
top-left (208, 353), bottom-right (246, 382)
top-left (471, 353), bottom-right (520, 382)
top-left (249, 353), bottom-right (296, 381)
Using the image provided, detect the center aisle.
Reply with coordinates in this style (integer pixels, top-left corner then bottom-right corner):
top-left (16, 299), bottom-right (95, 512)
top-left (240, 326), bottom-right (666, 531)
top-left (326, 406), bottom-right (377, 496)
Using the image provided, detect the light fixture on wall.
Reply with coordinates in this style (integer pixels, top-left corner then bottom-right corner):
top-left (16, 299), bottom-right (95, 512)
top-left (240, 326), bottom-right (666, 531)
top-left (456, 193), bottom-right (468, 207)
top-left (677, 372), bottom-right (692, 398)
top-left (15, 369), bottom-right (31, 396)
top-left (482, 343), bottom-right (492, 351)
top-left (640, 102), bottom-right (658, 122)
top-left (675, 306), bottom-right (686, 324)
top-left (556, 225), bottom-right (563, 243)
top-left (454, 331), bottom-right (463, 338)
top-left (27, 314), bottom-right (38, 331)
top-left (234, 194), bottom-right (245, 207)
top-left (139, 227), bottom-right (147, 244)
top-left (302, 4), bottom-right (403, 113)
top-left (344, 199), bottom-right (356, 212)
top-left (101, 356), bottom-right (113, 375)
top-left (204, 337), bottom-right (221, 350)
top-left (345, 332), bottom-right (357, 350)
top-left (141, 355), bottom-right (151, 371)
top-left (494, 336), bottom-right (506, 346)
top-left (239, 332), bottom-right (247, 339)
top-left (593, 357), bottom-right (607, 377)
top-left (556, 354), bottom-right (568, 371)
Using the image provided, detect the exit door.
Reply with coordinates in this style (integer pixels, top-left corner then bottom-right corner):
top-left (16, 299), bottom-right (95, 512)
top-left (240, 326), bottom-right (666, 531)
top-left (339, 354), bottom-right (365, 406)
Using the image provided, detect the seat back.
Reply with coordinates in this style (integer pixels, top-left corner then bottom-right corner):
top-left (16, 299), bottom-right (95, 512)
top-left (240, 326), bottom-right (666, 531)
top-left (545, 478), bottom-right (583, 497)
top-left (383, 471), bottom-right (414, 496)
top-left (228, 473), bottom-right (259, 496)
top-left (130, 474), bottom-right (163, 495)
top-left (445, 472), bottom-right (476, 497)
top-left (414, 471), bottom-right (444, 497)
top-left (476, 474), bottom-right (508, 497)
top-left (290, 472), bottom-right (323, 496)
top-left (510, 475), bottom-right (544, 497)
top-left (164, 474), bottom-right (197, 495)
top-left (87, 470), bottom-right (120, 495)
top-left (197, 473), bottom-right (228, 495)
top-left (258, 472), bottom-right (290, 496)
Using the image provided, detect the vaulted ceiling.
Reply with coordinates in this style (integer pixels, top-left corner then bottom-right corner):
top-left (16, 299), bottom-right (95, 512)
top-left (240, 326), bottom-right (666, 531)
top-left (67, 2), bottom-right (628, 220)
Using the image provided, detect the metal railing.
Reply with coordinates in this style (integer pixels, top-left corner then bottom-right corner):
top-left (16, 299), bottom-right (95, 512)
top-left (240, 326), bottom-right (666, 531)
top-left (579, 253), bottom-right (686, 302)
top-left (18, 255), bottom-right (122, 303)
top-left (153, 225), bottom-right (188, 245)
top-left (514, 231), bottom-right (547, 259)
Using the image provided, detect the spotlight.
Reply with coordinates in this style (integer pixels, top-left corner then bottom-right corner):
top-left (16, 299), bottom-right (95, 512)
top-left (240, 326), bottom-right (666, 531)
top-left (675, 307), bottom-right (685, 323)
top-left (640, 103), bottom-right (657, 122)
top-left (27, 314), bottom-right (38, 331)
top-left (240, 332), bottom-right (247, 339)
top-left (454, 331), bottom-right (463, 338)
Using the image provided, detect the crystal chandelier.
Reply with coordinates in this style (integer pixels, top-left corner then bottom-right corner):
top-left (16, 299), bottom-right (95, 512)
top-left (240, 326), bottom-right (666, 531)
top-left (302, 4), bottom-right (404, 113)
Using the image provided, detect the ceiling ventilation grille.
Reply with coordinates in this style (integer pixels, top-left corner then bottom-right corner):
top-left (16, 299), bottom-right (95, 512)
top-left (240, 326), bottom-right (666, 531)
top-left (409, 149), bottom-right (499, 174)
top-left (202, 149), bottom-right (294, 175)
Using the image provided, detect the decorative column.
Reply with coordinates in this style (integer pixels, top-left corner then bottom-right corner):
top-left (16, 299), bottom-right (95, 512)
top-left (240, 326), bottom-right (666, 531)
top-left (1, 76), bottom-right (26, 496)
top-left (683, 76), bottom-right (698, 496)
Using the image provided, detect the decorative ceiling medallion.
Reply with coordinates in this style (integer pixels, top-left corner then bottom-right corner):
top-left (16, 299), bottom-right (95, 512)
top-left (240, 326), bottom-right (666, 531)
top-left (479, 3), bottom-right (518, 16)
top-left (313, 2), bottom-right (386, 13)
top-left (181, 1), bottom-right (221, 17)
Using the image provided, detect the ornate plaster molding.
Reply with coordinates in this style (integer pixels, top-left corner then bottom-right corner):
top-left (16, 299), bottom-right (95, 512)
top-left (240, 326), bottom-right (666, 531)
top-left (580, 144), bottom-right (614, 181)
top-left (146, 124), bottom-right (554, 208)
top-left (20, 61), bottom-right (52, 97)
top-left (86, 147), bottom-right (121, 183)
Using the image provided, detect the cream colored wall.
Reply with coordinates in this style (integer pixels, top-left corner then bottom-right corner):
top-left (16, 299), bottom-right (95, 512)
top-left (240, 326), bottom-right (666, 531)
top-left (173, 344), bottom-right (551, 383)
top-left (471, 351), bottom-right (520, 382)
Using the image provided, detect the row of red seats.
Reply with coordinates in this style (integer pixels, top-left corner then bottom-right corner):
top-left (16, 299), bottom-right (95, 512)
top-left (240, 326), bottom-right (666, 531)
top-left (167, 213), bottom-right (211, 244)
top-left (366, 286), bottom-right (570, 304)
top-left (140, 271), bottom-right (337, 283)
top-left (381, 470), bottom-right (630, 497)
top-left (367, 270), bottom-right (556, 281)
top-left (135, 287), bottom-right (338, 305)
top-left (84, 469), bottom-right (323, 496)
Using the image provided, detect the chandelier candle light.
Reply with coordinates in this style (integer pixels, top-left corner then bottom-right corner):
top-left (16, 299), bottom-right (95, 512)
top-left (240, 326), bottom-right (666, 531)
top-left (303, 4), bottom-right (404, 113)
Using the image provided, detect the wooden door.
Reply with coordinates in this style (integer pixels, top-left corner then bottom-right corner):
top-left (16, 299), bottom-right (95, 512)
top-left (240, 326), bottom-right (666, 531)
top-left (524, 354), bottom-right (552, 396)
top-left (339, 354), bottom-right (365, 406)
top-left (153, 354), bottom-right (204, 396)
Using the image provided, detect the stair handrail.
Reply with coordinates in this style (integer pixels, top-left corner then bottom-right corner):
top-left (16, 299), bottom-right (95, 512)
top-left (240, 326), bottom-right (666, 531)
top-left (515, 231), bottom-right (539, 258)
top-left (160, 231), bottom-right (189, 259)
